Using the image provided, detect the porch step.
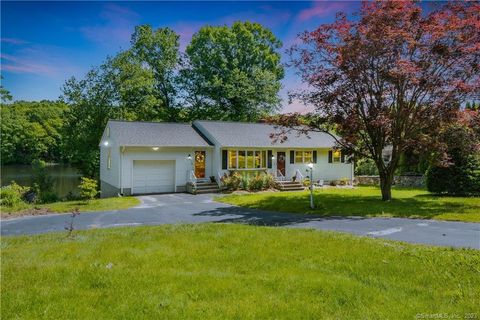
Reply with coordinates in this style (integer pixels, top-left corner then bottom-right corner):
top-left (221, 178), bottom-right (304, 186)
top-left (196, 188), bottom-right (221, 194)
top-left (195, 182), bottom-right (220, 194)
top-left (276, 180), bottom-right (304, 191)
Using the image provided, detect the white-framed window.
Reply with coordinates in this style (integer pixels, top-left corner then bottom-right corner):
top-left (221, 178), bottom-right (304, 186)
top-left (107, 149), bottom-right (112, 169)
top-left (332, 150), bottom-right (341, 163)
top-left (294, 150), bottom-right (314, 164)
top-left (227, 150), bottom-right (268, 169)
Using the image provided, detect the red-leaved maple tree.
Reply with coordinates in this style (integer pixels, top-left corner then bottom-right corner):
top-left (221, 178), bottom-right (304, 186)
top-left (271, 0), bottom-right (479, 200)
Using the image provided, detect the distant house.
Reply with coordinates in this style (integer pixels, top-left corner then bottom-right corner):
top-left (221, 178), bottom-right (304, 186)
top-left (99, 120), bottom-right (353, 197)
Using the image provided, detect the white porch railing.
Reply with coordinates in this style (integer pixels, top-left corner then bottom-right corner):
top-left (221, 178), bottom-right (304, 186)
top-left (294, 169), bottom-right (304, 182)
top-left (276, 169), bottom-right (286, 181)
top-left (217, 171), bottom-right (223, 188)
top-left (188, 170), bottom-right (197, 188)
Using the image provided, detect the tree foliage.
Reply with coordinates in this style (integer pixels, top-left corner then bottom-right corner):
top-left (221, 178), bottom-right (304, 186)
top-left (184, 21), bottom-right (284, 121)
top-left (426, 110), bottom-right (480, 195)
top-left (1, 100), bottom-right (67, 164)
top-left (271, 1), bottom-right (479, 200)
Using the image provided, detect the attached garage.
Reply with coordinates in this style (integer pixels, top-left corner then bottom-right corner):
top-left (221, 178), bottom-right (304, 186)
top-left (132, 160), bottom-right (175, 194)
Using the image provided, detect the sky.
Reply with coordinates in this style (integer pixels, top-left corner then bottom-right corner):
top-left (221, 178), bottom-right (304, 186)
top-left (1, 1), bottom-right (359, 113)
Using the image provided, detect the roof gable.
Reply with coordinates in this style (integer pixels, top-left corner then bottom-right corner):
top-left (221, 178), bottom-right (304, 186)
top-left (194, 120), bottom-right (336, 148)
top-left (101, 120), bottom-right (213, 147)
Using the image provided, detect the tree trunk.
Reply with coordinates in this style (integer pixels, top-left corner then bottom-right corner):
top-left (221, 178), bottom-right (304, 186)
top-left (379, 170), bottom-right (394, 201)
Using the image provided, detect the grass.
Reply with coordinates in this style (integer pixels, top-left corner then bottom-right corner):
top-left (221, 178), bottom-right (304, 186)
top-left (1, 196), bottom-right (140, 218)
top-left (216, 186), bottom-right (480, 222)
top-left (2, 224), bottom-right (479, 319)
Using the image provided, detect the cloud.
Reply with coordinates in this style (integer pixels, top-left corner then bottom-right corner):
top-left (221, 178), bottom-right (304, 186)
top-left (80, 3), bottom-right (140, 48)
top-left (297, 1), bottom-right (347, 22)
top-left (1, 44), bottom-right (81, 78)
top-left (1, 53), bottom-right (58, 76)
top-left (1, 38), bottom-right (28, 45)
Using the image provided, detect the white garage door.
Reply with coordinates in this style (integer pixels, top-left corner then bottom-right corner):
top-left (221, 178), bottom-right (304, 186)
top-left (132, 160), bottom-right (175, 194)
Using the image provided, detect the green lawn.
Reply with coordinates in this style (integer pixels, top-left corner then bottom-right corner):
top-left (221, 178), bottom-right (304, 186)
top-left (2, 224), bottom-right (479, 319)
top-left (216, 186), bottom-right (480, 222)
top-left (1, 196), bottom-right (140, 218)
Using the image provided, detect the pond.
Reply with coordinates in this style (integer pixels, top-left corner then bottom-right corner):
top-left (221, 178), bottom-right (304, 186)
top-left (1, 164), bottom-right (82, 198)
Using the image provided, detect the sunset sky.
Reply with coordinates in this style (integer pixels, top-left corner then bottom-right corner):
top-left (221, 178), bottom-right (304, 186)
top-left (1, 1), bottom-right (359, 112)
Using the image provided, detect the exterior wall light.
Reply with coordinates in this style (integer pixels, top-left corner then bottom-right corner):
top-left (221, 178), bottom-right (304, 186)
top-left (103, 141), bottom-right (109, 146)
top-left (152, 147), bottom-right (159, 151)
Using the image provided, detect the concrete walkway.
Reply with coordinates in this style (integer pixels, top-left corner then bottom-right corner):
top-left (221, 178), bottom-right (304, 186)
top-left (2, 193), bottom-right (479, 249)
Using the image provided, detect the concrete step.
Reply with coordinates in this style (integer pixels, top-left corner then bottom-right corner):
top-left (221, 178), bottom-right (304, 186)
top-left (196, 183), bottom-right (219, 189)
top-left (196, 188), bottom-right (221, 194)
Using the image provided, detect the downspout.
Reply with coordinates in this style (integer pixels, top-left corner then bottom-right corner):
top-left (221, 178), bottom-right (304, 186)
top-left (120, 146), bottom-right (125, 195)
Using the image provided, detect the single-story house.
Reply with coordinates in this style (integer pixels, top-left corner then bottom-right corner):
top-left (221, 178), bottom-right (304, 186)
top-left (99, 120), bottom-right (354, 197)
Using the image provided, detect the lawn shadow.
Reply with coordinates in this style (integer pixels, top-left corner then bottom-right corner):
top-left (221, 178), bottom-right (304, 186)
top-left (193, 205), bottom-right (367, 227)
top-left (216, 191), bottom-right (475, 220)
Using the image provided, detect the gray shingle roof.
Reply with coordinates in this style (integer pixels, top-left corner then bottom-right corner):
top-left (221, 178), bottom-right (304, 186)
top-left (194, 120), bottom-right (336, 148)
top-left (103, 120), bottom-right (212, 147)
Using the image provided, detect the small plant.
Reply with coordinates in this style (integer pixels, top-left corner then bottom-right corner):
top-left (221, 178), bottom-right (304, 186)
top-left (0, 182), bottom-right (29, 207)
top-left (303, 178), bottom-right (311, 187)
top-left (241, 175), bottom-right (250, 190)
top-left (221, 172), bottom-right (242, 191)
top-left (65, 208), bottom-right (80, 238)
top-left (78, 177), bottom-right (99, 201)
top-left (339, 177), bottom-right (349, 186)
top-left (248, 174), bottom-right (264, 191)
top-left (263, 174), bottom-right (276, 189)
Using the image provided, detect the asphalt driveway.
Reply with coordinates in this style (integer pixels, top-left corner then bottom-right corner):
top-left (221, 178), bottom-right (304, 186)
top-left (2, 193), bottom-right (479, 249)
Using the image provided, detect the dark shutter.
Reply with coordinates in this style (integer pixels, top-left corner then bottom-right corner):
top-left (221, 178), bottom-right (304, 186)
top-left (328, 150), bottom-right (333, 163)
top-left (313, 150), bottom-right (317, 163)
top-left (267, 150), bottom-right (273, 168)
top-left (222, 150), bottom-right (228, 169)
top-left (341, 153), bottom-right (345, 163)
top-left (290, 150), bottom-right (295, 164)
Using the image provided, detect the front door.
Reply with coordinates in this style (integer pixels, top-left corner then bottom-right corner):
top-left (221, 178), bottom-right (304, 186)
top-left (194, 151), bottom-right (206, 178)
top-left (277, 152), bottom-right (286, 176)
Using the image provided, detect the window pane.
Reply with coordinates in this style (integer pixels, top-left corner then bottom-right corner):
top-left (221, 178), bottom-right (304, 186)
top-left (262, 151), bottom-right (267, 168)
top-left (247, 151), bottom-right (254, 168)
top-left (333, 150), bottom-right (341, 163)
top-left (254, 151), bottom-right (261, 168)
top-left (295, 151), bottom-right (303, 163)
top-left (304, 151), bottom-right (313, 163)
top-left (238, 151), bottom-right (246, 169)
top-left (228, 150), bottom-right (237, 169)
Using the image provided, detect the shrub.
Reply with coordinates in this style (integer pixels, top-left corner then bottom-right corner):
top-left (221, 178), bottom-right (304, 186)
top-left (263, 174), bottom-right (276, 189)
top-left (0, 182), bottom-right (28, 207)
top-left (303, 178), bottom-right (311, 187)
top-left (241, 175), bottom-right (250, 190)
top-left (31, 160), bottom-right (56, 203)
top-left (355, 158), bottom-right (378, 176)
top-left (40, 191), bottom-right (59, 203)
top-left (78, 177), bottom-right (99, 200)
top-left (221, 172), bottom-right (242, 191)
top-left (249, 174), bottom-right (264, 191)
top-left (426, 155), bottom-right (480, 196)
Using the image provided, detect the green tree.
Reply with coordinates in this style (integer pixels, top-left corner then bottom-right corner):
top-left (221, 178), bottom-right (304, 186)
top-left (112, 25), bottom-right (182, 121)
top-left (0, 101), bottom-right (67, 164)
top-left (426, 111), bottom-right (480, 195)
top-left (0, 76), bottom-right (13, 103)
top-left (61, 25), bottom-right (183, 178)
top-left (183, 21), bottom-right (284, 121)
top-left (61, 62), bottom-right (117, 178)
top-left (78, 177), bottom-right (99, 201)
